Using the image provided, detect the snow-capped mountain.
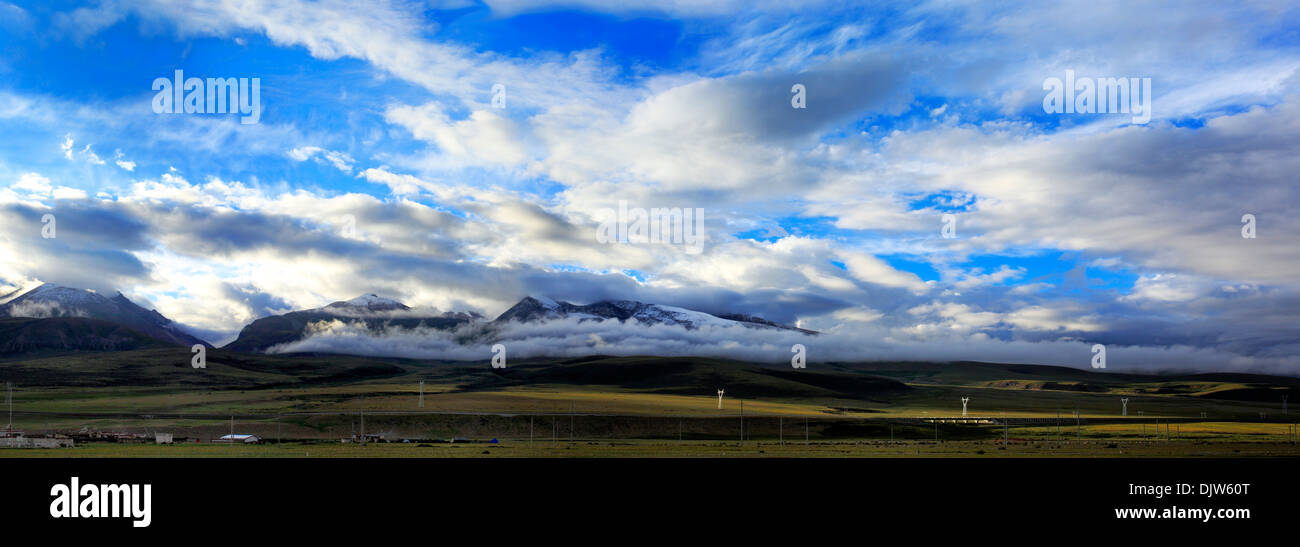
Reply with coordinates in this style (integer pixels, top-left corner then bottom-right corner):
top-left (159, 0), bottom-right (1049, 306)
top-left (494, 296), bottom-right (816, 334)
top-left (0, 283), bottom-right (209, 347)
top-left (223, 294), bottom-right (482, 353)
top-left (324, 294), bottom-right (410, 313)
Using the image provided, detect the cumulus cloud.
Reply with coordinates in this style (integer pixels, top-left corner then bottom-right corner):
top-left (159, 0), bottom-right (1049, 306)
top-left (12, 172), bottom-right (52, 195)
top-left (386, 103), bottom-right (529, 167)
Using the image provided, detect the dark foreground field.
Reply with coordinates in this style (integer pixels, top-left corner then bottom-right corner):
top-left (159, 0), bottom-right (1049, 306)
top-left (2, 350), bottom-right (1298, 457)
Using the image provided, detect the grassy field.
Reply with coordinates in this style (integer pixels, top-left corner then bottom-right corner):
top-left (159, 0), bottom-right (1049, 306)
top-left (2, 352), bottom-right (1299, 457)
top-left (5, 436), bottom-right (1300, 458)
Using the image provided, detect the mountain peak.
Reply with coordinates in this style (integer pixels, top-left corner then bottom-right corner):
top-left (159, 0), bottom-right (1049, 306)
top-left (325, 293), bottom-right (410, 312)
top-left (225, 295), bottom-right (475, 353)
top-left (0, 283), bottom-right (208, 347)
top-left (532, 295), bottom-right (561, 310)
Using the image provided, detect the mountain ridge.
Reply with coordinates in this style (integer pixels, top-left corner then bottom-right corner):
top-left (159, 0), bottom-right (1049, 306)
top-left (494, 296), bottom-right (817, 334)
top-left (0, 284), bottom-right (208, 348)
top-left (0, 285), bottom-right (814, 357)
top-left (222, 293), bottom-right (481, 353)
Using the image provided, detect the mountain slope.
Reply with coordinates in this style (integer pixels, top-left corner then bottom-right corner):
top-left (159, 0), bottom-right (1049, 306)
top-left (0, 347), bottom-right (406, 388)
top-left (223, 294), bottom-right (481, 353)
top-left (0, 317), bottom-right (173, 358)
top-left (494, 296), bottom-right (816, 334)
top-left (0, 284), bottom-right (207, 347)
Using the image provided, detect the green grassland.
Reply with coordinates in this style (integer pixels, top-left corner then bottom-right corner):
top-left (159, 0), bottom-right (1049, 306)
top-left (2, 350), bottom-right (1298, 457)
top-left (7, 436), bottom-right (1300, 458)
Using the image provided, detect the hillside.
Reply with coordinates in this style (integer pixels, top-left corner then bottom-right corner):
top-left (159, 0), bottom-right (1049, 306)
top-left (0, 317), bottom-right (173, 358)
top-left (0, 347), bottom-right (407, 388)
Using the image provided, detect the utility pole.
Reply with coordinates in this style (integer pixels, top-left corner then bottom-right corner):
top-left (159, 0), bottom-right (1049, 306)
top-left (739, 401), bottom-right (746, 441)
top-left (277, 416), bottom-right (281, 446)
top-left (779, 416), bottom-right (784, 447)
top-left (360, 396), bottom-right (365, 445)
top-left (418, 380), bottom-right (424, 408)
top-left (529, 415), bottom-right (534, 447)
top-left (806, 417), bottom-right (810, 445)
top-left (1284, 395), bottom-right (1289, 416)
top-left (571, 402), bottom-right (575, 443)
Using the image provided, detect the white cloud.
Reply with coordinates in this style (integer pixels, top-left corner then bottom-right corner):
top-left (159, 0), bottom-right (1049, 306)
top-left (287, 146), bottom-right (355, 173)
top-left (52, 186), bottom-right (89, 200)
top-left (12, 172), bottom-right (52, 195)
top-left (385, 103), bottom-right (528, 167)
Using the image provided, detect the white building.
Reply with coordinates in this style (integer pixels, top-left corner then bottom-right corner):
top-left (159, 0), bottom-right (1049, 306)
top-left (215, 434), bottom-right (261, 444)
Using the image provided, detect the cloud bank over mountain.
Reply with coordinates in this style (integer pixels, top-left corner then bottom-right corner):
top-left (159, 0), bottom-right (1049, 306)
top-left (274, 316), bottom-right (1294, 376)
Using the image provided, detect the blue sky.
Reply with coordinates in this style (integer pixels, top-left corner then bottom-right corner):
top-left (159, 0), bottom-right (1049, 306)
top-left (1, 0), bottom-right (1299, 373)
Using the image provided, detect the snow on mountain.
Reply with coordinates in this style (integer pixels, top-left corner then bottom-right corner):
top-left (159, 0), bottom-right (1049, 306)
top-left (493, 296), bottom-right (814, 333)
top-left (224, 294), bottom-right (480, 353)
top-left (0, 283), bottom-right (209, 346)
top-left (325, 293), bottom-right (411, 313)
